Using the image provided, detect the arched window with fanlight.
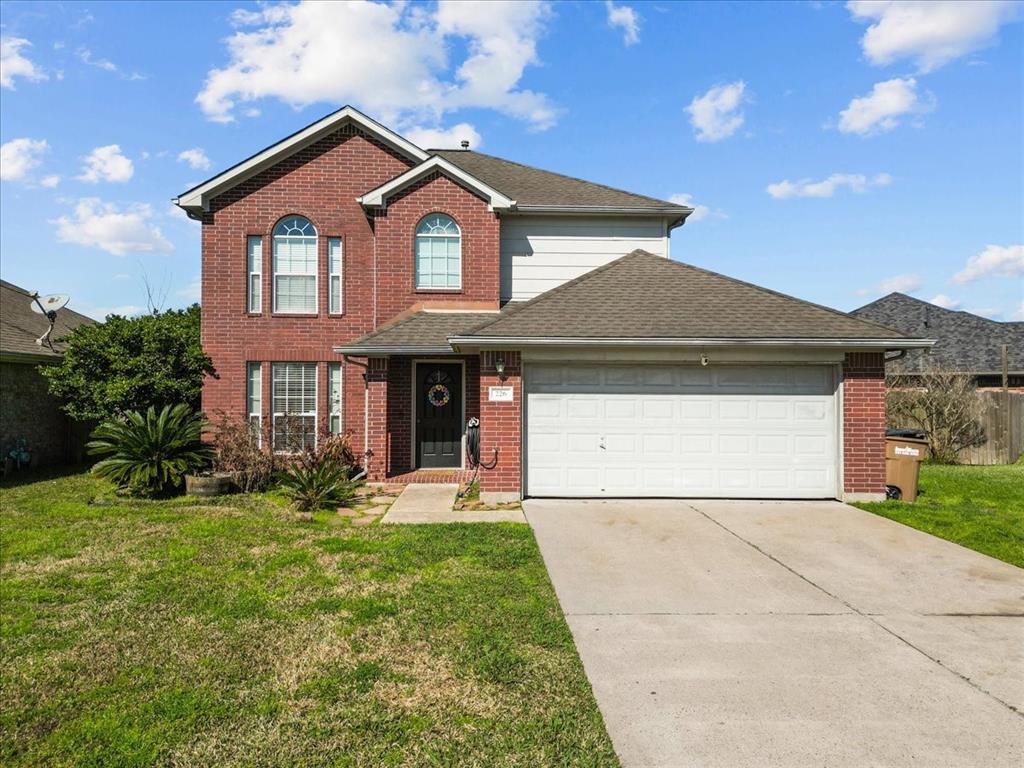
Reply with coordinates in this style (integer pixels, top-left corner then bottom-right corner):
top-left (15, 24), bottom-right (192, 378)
top-left (415, 214), bottom-right (461, 289)
top-left (273, 215), bottom-right (317, 313)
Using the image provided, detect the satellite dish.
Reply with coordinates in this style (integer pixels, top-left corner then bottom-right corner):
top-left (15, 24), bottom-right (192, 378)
top-left (30, 293), bottom-right (70, 314)
top-left (28, 292), bottom-right (71, 350)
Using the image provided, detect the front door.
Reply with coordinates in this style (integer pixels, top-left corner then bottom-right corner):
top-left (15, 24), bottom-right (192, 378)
top-left (416, 363), bottom-right (463, 468)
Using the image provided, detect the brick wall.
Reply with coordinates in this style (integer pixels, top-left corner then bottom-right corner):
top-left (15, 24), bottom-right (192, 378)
top-left (478, 351), bottom-right (522, 496)
top-left (198, 125), bottom-right (499, 461)
top-left (842, 352), bottom-right (887, 495)
top-left (0, 361), bottom-right (89, 467)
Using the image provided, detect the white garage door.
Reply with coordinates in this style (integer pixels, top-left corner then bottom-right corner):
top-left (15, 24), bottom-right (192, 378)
top-left (525, 364), bottom-right (839, 498)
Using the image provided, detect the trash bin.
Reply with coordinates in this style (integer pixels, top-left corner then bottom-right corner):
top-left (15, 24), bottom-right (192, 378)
top-left (884, 430), bottom-right (929, 501)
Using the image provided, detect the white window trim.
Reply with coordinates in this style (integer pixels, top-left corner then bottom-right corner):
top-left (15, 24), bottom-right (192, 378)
top-left (247, 236), bottom-right (263, 313)
top-left (272, 218), bottom-right (318, 315)
top-left (329, 362), bottom-right (343, 435)
top-left (328, 237), bottom-right (343, 315)
top-left (415, 214), bottom-right (462, 291)
top-left (271, 362), bottom-right (318, 453)
top-left (247, 362), bottom-right (262, 446)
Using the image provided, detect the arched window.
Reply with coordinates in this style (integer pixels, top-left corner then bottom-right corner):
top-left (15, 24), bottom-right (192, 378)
top-left (415, 214), bottom-right (461, 289)
top-left (273, 216), bottom-right (317, 313)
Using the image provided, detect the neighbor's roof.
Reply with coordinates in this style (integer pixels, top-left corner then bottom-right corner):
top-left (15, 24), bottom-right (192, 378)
top-left (852, 293), bottom-right (1024, 374)
top-left (334, 310), bottom-right (503, 355)
top-left (0, 279), bottom-right (95, 362)
top-left (432, 149), bottom-right (689, 214)
top-left (451, 251), bottom-right (925, 347)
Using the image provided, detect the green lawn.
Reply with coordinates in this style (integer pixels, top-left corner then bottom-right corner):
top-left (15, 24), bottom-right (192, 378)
top-left (0, 471), bottom-right (618, 767)
top-left (853, 463), bottom-right (1024, 568)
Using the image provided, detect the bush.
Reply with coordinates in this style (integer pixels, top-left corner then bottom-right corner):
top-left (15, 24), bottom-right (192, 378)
top-left (278, 432), bottom-right (361, 513)
top-left (87, 404), bottom-right (212, 497)
top-left (41, 305), bottom-right (213, 423)
top-left (209, 412), bottom-right (275, 492)
top-left (886, 369), bottom-right (985, 464)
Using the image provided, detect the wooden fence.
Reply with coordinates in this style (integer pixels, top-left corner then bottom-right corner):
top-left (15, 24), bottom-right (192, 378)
top-left (960, 391), bottom-right (1023, 465)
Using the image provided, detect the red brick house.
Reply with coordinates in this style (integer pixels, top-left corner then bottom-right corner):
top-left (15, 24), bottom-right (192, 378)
top-left (175, 107), bottom-right (930, 503)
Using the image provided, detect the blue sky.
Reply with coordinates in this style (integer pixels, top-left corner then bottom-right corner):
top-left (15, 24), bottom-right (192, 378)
top-left (1, 0), bottom-right (1021, 321)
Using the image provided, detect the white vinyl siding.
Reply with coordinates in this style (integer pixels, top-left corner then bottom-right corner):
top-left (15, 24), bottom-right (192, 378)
top-left (415, 214), bottom-right (461, 289)
top-left (273, 217), bottom-right (317, 314)
top-left (247, 236), bottom-right (262, 313)
top-left (247, 362), bottom-right (262, 443)
top-left (526, 364), bottom-right (838, 499)
top-left (328, 363), bottom-right (342, 435)
top-left (272, 363), bottom-right (317, 451)
top-left (500, 216), bottom-right (670, 301)
top-left (328, 237), bottom-right (343, 314)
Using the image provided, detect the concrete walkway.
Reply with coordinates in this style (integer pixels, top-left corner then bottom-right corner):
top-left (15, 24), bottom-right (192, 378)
top-left (381, 483), bottom-right (525, 523)
top-left (526, 499), bottom-right (1024, 768)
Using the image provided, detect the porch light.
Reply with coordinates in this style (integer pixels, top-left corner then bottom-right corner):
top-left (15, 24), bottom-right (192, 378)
top-left (495, 358), bottom-right (507, 380)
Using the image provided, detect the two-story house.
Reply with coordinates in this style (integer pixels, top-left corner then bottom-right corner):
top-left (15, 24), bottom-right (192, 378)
top-left (175, 107), bottom-right (930, 503)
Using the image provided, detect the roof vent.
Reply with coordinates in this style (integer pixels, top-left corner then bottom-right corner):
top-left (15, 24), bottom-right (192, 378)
top-left (460, 140), bottom-right (470, 149)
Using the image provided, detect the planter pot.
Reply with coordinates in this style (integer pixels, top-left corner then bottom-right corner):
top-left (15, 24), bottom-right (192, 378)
top-left (185, 473), bottom-right (233, 497)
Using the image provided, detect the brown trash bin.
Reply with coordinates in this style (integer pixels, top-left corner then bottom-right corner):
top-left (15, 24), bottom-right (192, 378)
top-left (885, 436), bottom-right (929, 501)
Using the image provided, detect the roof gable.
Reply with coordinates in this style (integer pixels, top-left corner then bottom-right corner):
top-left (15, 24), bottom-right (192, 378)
top-left (357, 155), bottom-right (515, 210)
top-left (175, 106), bottom-right (429, 214)
top-left (454, 251), bottom-right (919, 345)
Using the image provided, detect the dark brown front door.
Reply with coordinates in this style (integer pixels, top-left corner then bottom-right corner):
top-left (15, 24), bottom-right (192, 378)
top-left (416, 363), bottom-right (463, 468)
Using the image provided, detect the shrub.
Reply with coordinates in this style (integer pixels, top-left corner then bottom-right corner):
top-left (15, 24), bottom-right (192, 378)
top-left (278, 461), bottom-right (357, 513)
top-left (886, 369), bottom-right (985, 464)
top-left (209, 412), bottom-right (275, 492)
top-left (87, 404), bottom-right (212, 496)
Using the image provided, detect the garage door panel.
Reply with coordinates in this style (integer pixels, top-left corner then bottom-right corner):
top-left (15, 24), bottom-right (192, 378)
top-left (526, 364), bottom-right (837, 498)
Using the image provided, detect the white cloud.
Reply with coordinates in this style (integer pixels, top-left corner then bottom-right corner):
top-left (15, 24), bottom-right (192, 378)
top-left (606, 1), bottom-right (640, 46)
top-left (1, 37), bottom-right (47, 89)
top-left (767, 172), bottom-right (892, 199)
top-left (177, 275), bottom-right (202, 302)
top-left (838, 77), bottom-right (933, 135)
top-left (78, 145), bottom-right (134, 183)
top-left (965, 306), bottom-right (1002, 319)
top-left (0, 138), bottom-right (49, 181)
top-left (686, 81), bottom-right (746, 142)
top-left (928, 293), bottom-right (961, 309)
top-left (197, 1), bottom-right (558, 130)
top-left (40, 174), bottom-right (60, 188)
top-left (858, 273), bottom-right (923, 296)
top-left (668, 193), bottom-right (726, 223)
top-left (79, 304), bottom-right (147, 321)
top-left (77, 46), bottom-right (145, 80)
top-left (1011, 302), bottom-right (1024, 321)
top-left (53, 198), bottom-right (174, 256)
top-left (404, 123), bottom-right (483, 150)
top-left (847, 0), bottom-right (1020, 72)
top-left (177, 147), bottom-right (211, 171)
top-left (951, 244), bottom-right (1024, 284)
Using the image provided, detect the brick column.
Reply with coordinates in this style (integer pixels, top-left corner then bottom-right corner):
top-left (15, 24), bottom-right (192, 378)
top-left (478, 351), bottom-right (522, 503)
top-left (843, 352), bottom-right (886, 501)
top-left (365, 357), bottom-right (389, 481)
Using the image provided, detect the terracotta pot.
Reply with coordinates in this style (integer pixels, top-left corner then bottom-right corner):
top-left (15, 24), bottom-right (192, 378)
top-left (185, 473), bottom-right (233, 497)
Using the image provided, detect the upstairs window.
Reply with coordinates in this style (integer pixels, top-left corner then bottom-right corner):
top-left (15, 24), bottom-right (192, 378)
top-left (415, 214), bottom-right (461, 289)
top-left (328, 237), bottom-right (343, 314)
top-left (247, 236), bottom-right (262, 313)
top-left (273, 216), bottom-right (317, 313)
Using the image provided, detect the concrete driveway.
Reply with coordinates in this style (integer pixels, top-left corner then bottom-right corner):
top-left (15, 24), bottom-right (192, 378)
top-left (525, 499), bottom-right (1024, 768)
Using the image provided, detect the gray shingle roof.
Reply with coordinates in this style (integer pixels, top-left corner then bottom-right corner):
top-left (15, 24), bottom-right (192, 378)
top-left (432, 149), bottom-right (688, 214)
top-left (335, 310), bottom-right (503, 353)
top-left (1, 280), bottom-right (95, 361)
top-left (852, 293), bottom-right (1024, 374)
top-left (456, 251), bottom-right (911, 341)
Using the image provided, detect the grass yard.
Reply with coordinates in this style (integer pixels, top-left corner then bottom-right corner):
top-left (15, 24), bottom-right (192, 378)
top-left (0, 471), bottom-right (618, 767)
top-left (853, 463), bottom-right (1024, 568)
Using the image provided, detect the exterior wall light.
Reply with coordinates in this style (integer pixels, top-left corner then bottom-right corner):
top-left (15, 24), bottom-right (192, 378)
top-left (495, 358), bottom-right (507, 380)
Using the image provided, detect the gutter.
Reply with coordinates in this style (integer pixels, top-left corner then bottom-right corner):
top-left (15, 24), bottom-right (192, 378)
top-left (334, 345), bottom-right (455, 356)
top-left (447, 336), bottom-right (936, 350)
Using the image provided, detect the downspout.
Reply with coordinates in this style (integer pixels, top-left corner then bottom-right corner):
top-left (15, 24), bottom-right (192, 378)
top-left (343, 355), bottom-right (371, 472)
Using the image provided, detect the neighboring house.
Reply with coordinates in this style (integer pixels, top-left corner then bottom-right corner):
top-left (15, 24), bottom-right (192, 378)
top-left (175, 106), bottom-right (929, 503)
top-left (852, 293), bottom-right (1024, 390)
top-left (0, 280), bottom-right (94, 468)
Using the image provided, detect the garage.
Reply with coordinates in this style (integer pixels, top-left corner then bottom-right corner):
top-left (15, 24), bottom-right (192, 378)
top-left (525, 363), bottom-right (839, 498)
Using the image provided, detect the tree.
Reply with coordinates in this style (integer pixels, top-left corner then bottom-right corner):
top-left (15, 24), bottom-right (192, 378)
top-left (886, 368), bottom-right (986, 464)
top-left (41, 305), bottom-right (214, 422)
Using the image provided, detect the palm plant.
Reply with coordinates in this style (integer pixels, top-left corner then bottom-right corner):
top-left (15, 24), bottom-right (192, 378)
top-left (278, 461), bottom-right (356, 512)
top-left (87, 404), bottom-right (212, 496)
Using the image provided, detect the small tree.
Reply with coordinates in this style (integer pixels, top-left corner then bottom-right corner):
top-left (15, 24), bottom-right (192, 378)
top-left (886, 369), bottom-right (986, 463)
top-left (41, 305), bottom-right (213, 422)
